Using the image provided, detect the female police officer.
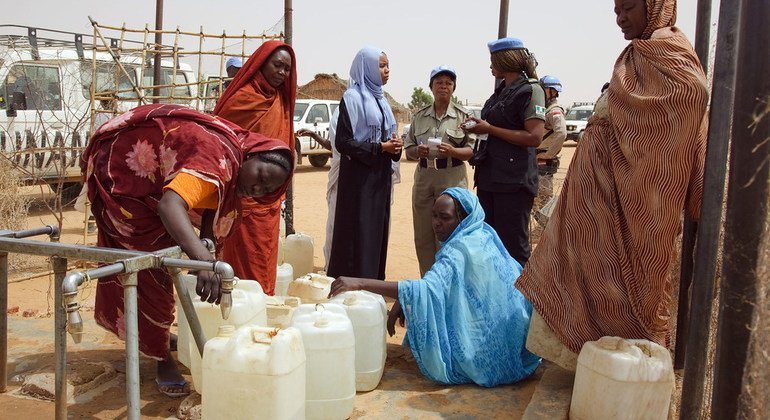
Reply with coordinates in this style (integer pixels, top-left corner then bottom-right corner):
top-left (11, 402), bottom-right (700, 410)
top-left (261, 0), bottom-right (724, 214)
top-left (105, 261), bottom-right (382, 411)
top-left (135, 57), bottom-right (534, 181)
top-left (462, 38), bottom-right (545, 266)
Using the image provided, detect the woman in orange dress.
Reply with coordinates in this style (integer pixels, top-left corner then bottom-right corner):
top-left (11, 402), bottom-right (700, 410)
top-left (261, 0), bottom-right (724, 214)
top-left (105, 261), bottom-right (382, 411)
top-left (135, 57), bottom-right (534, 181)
top-left (214, 41), bottom-right (297, 295)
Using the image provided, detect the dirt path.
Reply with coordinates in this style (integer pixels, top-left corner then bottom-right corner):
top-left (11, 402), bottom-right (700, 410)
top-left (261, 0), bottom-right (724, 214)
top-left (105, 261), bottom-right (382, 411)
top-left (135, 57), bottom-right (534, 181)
top-left (2, 143), bottom-right (577, 418)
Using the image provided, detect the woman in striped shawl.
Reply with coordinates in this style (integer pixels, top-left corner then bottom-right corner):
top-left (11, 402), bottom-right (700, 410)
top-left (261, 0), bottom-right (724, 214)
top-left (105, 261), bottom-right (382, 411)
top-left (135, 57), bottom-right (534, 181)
top-left (516, 0), bottom-right (709, 370)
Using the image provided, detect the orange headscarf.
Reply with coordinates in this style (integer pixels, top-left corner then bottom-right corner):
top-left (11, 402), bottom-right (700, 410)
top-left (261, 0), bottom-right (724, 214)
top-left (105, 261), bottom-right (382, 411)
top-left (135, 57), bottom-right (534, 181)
top-left (214, 40), bottom-right (296, 150)
top-left (214, 40), bottom-right (298, 294)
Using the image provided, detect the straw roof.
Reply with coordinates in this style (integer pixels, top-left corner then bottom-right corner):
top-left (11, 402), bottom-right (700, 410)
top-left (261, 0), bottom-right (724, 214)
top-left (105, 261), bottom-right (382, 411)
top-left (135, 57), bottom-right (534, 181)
top-left (297, 73), bottom-right (411, 123)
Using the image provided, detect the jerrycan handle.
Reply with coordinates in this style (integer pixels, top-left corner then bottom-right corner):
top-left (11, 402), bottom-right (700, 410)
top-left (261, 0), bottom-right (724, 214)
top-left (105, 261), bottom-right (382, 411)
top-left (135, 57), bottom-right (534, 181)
top-left (251, 326), bottom-right (281, 344)
top-left (314, 303), bottom-right (330, 327)
top-left (597, 336), bottom-right (645, 359)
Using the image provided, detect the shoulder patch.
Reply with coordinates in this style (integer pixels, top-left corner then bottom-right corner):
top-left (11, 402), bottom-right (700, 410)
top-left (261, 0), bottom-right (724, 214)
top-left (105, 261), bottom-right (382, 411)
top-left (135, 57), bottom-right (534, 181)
top-left (535, 105), bottom-right (547, 118)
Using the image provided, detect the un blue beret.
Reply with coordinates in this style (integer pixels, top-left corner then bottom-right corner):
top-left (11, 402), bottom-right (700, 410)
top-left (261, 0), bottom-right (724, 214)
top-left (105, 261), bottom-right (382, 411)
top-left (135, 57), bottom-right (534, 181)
top-left (429, 65), bottom-right (457, 82)
top-left (487, 37), bottom-right (526, 53)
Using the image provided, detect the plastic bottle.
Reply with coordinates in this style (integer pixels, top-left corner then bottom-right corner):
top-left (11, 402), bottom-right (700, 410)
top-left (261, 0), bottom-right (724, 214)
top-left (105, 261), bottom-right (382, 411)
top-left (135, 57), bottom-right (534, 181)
top-left (329, 291), bottom-right (387, 391)
top-left (202, 325), bottom-right (306, 420)
top-left (275, 262), bottom-right (294, 296)
top-left (287, 273), bottom-right (334, 304)
top-left (284, 233), bottom-right (315, 278)
top-left (569, 336), bottom-right (675, 420)
top-left (187, 279), bottom-right (267, 391)
top-left (291, 303), bottom-right (355, 420)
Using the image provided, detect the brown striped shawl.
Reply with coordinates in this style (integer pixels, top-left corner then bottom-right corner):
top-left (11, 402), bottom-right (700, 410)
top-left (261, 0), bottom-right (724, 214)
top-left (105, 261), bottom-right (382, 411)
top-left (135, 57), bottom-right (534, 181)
top-left (516, 0), bottom-right (709, 353)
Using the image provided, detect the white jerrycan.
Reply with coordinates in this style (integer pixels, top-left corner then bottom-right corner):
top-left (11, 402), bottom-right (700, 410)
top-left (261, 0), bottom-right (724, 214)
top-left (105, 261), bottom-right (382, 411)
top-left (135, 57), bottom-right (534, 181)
top-left (570, 336), bottom-right (675, 420)
top-left (284, 233), bottom-right (315, 278)
top-left (275, 262), bottom-right (294, 297)
top-left (329, 291), bottom-right (387, 391)
top-left (291, 303), bottom-right (356, 420)
top-left (202, 325), bottom-right (306, 420)
top-left (174, 275), bottom-right (198, 368)
top-left (186, 278), bottom-right (267, 392)
top-left (265, 295), bottom-right (302, 329)
top-left (287, 272), bottom-right (334, 304)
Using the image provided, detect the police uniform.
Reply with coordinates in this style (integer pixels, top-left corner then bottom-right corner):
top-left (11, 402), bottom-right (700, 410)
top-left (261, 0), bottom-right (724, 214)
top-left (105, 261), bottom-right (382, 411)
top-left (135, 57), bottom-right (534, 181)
top-left (405, 100), bottom-right (474, 275)
top-left (475, 38), bottom-right (546, 266)
top-left (533, 98), bottom-right (567, 227)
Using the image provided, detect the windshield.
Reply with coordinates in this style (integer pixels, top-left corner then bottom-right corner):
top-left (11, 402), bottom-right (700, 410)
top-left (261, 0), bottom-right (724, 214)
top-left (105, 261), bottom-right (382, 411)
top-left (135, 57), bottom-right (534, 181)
top-left (566, 109), bottom-right (592, 121)
top-left (294, 103), bottom-right (309, 122)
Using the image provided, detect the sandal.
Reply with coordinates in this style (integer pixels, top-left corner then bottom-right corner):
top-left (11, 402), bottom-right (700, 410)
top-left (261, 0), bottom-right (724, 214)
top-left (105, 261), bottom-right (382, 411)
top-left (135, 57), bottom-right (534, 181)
top-left (155, 377), bottom-right (191, 398)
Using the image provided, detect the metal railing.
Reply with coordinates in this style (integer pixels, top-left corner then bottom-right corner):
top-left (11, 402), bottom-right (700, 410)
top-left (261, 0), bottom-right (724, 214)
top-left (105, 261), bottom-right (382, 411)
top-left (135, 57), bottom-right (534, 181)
top-left (0, 226), bottom-right (233, 420)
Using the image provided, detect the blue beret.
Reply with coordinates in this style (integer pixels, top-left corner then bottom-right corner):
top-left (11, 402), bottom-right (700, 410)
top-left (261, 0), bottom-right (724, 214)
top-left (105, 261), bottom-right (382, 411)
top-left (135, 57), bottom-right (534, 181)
top-left (487, 37), bottom-right (526, 53)
top-left (429, 65), bottom-right (457, 82)
top-left (226, 57), bottom-right (243, 69)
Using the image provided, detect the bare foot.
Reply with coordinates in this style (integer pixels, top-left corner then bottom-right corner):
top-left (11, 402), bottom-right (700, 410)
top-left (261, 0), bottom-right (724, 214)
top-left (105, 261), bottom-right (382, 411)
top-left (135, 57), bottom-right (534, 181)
top-left (169, 332), bottom-right (178, 352)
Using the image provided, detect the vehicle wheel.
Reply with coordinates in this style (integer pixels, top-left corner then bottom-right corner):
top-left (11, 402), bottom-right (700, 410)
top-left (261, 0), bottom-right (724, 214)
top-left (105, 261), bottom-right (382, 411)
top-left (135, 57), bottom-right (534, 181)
top-left (308, 155), bottom-right (329, 168)
top-left (53, 182), bottom-right (82, 206)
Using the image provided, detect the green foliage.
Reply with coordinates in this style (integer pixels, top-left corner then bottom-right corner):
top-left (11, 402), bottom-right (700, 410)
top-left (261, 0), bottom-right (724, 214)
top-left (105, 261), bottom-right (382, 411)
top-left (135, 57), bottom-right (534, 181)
top-left (409, 87), bottom-right (432, 110)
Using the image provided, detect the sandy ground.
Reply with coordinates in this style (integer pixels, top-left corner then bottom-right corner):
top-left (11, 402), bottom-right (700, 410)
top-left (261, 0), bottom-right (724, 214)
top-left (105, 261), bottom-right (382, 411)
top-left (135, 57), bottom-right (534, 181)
top-left (1, 142), bottom-right (577, 418)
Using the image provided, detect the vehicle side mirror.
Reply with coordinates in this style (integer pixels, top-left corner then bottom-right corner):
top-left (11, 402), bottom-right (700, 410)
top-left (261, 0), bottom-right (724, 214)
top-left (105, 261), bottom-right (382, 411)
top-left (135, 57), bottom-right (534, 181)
top-left (314, 116), bottom-right (323, 125)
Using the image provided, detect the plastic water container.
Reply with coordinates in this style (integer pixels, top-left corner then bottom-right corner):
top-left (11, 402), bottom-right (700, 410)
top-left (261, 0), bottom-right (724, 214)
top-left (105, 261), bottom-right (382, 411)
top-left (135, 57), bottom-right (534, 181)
top-left (278, 236), bottom-right (285, 265)
top-left (570, 336), bottom-right (675, 420)
top-left (291, 303), bottom-right (355, 420)
top-left (174, 275), bottom-right (198, 368)
top-left (186, 278), bottom-right (267, 392)
top-left (287, 273), bottom-right (334, 304)
top-left (330, 291), bottom-right (387, 391)
top-left (284, 233), bottom-right (315, 278)
top-left (275, 263), bottom-right (294, 297)
top-left (202, 325), bottom-right (306, 420)
top-left (266, 295), bottom-right (302, 329)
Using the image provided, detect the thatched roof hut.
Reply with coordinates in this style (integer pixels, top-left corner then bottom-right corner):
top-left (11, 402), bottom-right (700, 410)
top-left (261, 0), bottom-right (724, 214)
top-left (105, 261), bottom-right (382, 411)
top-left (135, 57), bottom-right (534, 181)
top-left (297, 73), bottom-right (411, 124)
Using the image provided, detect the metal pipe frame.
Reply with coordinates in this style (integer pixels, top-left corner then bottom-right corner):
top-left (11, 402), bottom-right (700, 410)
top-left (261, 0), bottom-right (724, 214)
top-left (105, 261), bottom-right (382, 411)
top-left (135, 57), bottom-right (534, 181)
top-left (0, 229), bottom-right (231, 419)
top-left (680, 0), bottom-right (743, 417)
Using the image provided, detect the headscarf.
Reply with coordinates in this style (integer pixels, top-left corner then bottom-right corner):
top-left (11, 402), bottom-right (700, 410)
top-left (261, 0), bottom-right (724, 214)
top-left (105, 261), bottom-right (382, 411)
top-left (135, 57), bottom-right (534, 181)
top-left (342, 46), bottom-right (397, 143)
top-left (82, 104), bottom-right (293, 240)
top-left (398, 188), bottom-right (540, 386)
top-left (214, 40), bottom-right (297, 150)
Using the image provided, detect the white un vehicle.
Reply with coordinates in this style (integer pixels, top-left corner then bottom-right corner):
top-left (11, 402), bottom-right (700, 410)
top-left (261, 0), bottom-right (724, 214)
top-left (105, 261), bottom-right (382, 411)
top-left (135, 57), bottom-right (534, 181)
top-left (294, 99), bottom-right (338, 167)
top-left (0, 25), bottom-right (196, 200)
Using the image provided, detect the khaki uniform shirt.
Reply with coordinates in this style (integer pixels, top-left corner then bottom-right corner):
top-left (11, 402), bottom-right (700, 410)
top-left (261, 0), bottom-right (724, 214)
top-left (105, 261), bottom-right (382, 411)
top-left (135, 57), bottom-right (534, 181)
top-left (538, 100), bottom-right (567, 159)
top-left (405, 102), bottom-right (475, 157)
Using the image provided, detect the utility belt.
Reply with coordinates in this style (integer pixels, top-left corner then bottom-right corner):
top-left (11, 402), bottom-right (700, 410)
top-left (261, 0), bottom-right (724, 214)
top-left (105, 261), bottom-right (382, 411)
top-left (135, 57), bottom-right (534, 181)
top-left (537, 155), bottom-right (560, 176)
top-left (419, 157), bottom-right (463, 169)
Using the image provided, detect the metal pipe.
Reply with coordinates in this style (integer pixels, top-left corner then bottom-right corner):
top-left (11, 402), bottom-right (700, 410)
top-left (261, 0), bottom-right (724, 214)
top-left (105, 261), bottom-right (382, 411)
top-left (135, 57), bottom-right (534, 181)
top-left (0, 252), bottom-right (7, 394)
top-left (498, 0), bottom-right (509, 39)
top-left (63, 263), bottom-right (125, 343)
top-left (0, 238), bottom-right (180, 262)
top-left (122, 272), bottom-right (141, 420)
top-left (711, 0), bottom-right (768, 416)
top-left (52, 257), bottom-right (67, 420)
top-left (283, 0), bottom-right (295, 235)
top-left (161, 258), bottom-right (235, 319)
top-left (680, 0), bottom-right (743, 417)
top-left (675, 0), bottom-right (715, 371)
top-left (169, 268), bottom-right (207, 358)
top-left (152, 0), bottom-right (164, 104)
top-left (0, 225), bottom-right (59, 239)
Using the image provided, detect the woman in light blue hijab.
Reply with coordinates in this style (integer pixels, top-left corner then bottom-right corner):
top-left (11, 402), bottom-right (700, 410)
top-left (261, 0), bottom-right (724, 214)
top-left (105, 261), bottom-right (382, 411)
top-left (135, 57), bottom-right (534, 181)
top-left (330, 188), bottom-right (541, 387)
top-left (327, 46), bottom-right (404, 280)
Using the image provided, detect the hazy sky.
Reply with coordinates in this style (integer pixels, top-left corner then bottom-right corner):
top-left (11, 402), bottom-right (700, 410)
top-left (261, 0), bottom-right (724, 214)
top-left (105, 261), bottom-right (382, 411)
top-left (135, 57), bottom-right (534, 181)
top-left (5, 0), bottom-right (705, 107)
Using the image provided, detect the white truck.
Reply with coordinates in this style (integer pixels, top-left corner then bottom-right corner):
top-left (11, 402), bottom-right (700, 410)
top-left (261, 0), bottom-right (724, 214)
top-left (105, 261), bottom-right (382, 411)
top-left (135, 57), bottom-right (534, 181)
top-left (293, 99), bottom-right (338, 167)
top-left (565, 104), bottom-right (595, 142)
top-left (0, 25), bottom-right (197, 199)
